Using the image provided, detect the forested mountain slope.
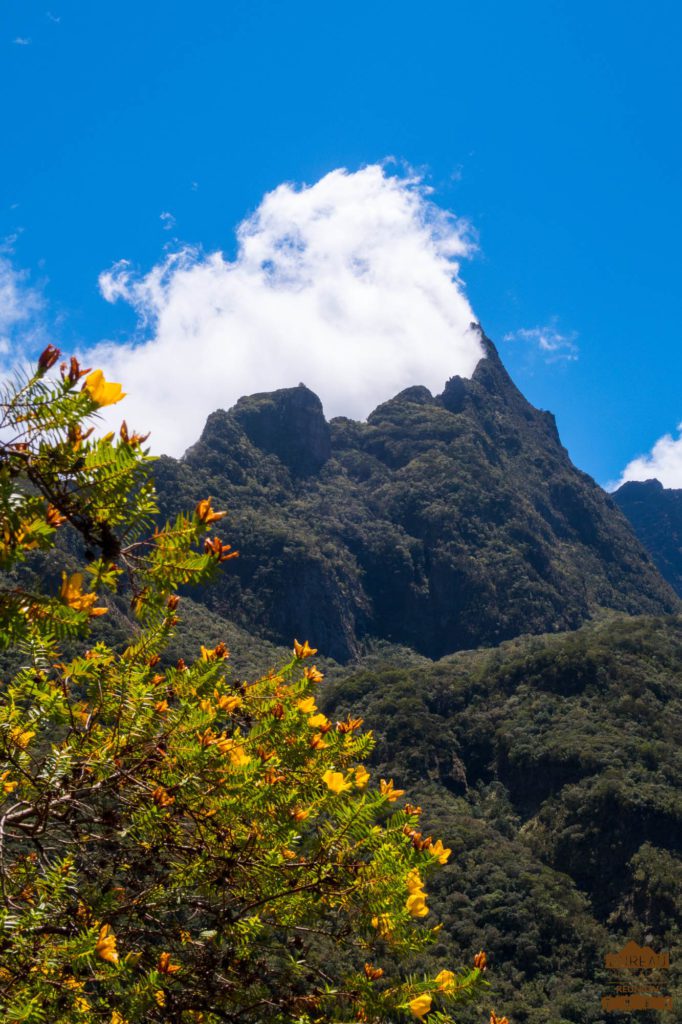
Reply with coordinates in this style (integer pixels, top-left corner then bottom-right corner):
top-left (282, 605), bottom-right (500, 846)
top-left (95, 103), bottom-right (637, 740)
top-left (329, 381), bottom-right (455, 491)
top-left (153, 331), bottom-right (678, 660)
top-left (615, 479), bottom-right (682, 598)
top-left (322, 614), bottom-right (682, 1023)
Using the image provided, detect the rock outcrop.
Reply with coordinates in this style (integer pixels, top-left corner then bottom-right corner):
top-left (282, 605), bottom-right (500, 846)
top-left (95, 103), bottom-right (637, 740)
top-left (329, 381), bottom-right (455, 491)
top-left (154, 328), bottom-right (679, 660)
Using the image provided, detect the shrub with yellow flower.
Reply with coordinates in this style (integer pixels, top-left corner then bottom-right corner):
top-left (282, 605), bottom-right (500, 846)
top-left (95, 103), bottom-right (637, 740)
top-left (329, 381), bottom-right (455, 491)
top-left (0, 348), bottom-right (494, 1024)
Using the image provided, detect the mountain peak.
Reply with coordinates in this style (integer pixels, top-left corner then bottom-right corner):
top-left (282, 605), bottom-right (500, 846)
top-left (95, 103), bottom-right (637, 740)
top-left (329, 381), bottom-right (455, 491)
top-left (616, 477), bottom-right (665, 494)
top-left (614, 477), bottom-right (682, 597)
top-left (164, 336), bottom-right (678, 661)
top-left (229, 384), bottom-right (332, 477)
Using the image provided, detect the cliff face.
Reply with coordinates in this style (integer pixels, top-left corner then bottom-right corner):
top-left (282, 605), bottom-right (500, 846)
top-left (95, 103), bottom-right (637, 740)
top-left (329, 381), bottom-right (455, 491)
top-left (614, 478), bottom-right (682, 597)
top-left (153, 329), bottom-right (678, 660)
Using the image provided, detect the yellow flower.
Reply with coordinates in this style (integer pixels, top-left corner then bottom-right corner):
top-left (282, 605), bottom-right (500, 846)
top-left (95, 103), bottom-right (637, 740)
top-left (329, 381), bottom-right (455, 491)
top-left (110, 1012), bottom-right (129, 1024)
top-left (74, 996), bottom-right (91, 1012)
top-left (363, 962), bottom-right (384, 980)
top-left (204, 536), bottom-right (238, 562)
top-left (435, 969), bottom-right (456, 994)
top-left (152, 786), bottom-right (175, 807)
top-left (95, 923), bottom-right (119, 964)
top-left (473, 950), bottom-right (487, 970)
top-left (291, 806), bottom-right (310, 821)
top-left (307, 712), bottom-right (330, 729)
top-left (296, 696), bottom-right (317, 714)
top-left (9, 727), bottom-right (35, 750)
top-left (215, 693), bottom-right (241, 713)
top-left (304, 664), bottom-right (324, 683)
top-left (490, 1013), bottom-right (509, 1024)
top-left (60, 571), bottom-right (85, 608)
top-left (158, 952), bottom-right (181, 974)
top-left (429, 838), bottom-right (451, 864)
top-left (293, 638), bottom-right (317, 659)
top-left (371, 913), bottom-right (393, 939)
top-left (154, 990), bottom-right (166, 1007)
top-left (59, 572), bottom-right (107, 616)
top-left (408, 994), bottom-right (432, 1018)
top-left (354, 765), bottom-right (370, 789)
top-left (379, 778), bottom-right (405, 802)
top-left (82, 369), bottom-right (126, 406)
top-left (0, 771), bottom-right (17, 794)
top-left (195, 497), bottom-right (227, 524)
top-left (212, 732), bottom-right (249, 764)
top-left (229, 745), bottom-right (250, 767)
top-left (406, 869), bottom-right (424, 894)
top-left (322, 769), bottom-right (352, 795)
top-left (200, 642), bottom-right (230, 661)
top-left (46, 503), bottom-right (67, 527)
top-left (336, 715), bottom-right (363, 733)
top-left (406, 891), bottom-right (429, 917)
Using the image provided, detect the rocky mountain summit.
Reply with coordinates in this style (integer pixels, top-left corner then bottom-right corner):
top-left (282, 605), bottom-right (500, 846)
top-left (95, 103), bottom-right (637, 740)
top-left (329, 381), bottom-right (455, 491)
top-left (614, 477), bottom-right (682, 597)
top-left (153, 329), bottom-right (678, 660)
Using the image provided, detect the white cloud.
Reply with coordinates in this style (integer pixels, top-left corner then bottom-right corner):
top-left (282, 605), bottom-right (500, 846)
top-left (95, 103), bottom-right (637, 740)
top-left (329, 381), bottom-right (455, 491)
top-left (614, 426), bottom-right (682, 490)
top-left (504, 322), bottom-right (578, 362)
top-left (90, 165), bottom-right (483, 455)
top-left (160, 211), bottom-right (175, 231)
top-left (0, 256), bottom-right (45, 362)
top-left (13, 37), bottom-right (31, 45)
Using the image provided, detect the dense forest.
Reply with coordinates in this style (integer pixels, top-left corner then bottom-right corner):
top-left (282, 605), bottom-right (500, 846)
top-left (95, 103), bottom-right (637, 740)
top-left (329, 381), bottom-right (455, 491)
top-left (614, 480), bottom-right (682, 598)
top-left (322, 613), bottom-right (682, 1022)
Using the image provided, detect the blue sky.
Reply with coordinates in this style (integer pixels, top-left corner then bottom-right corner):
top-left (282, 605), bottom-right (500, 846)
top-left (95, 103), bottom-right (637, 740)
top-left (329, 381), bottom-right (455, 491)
top-left (2, 0), bottom-right (681, 485)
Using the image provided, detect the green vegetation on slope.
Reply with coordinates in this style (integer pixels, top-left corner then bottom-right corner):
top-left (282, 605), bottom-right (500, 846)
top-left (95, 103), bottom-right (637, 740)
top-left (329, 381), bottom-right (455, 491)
top-left (321, 613), bottom-right (682, 1023)
top-left (152, 333), bottom-right (677, 662)
top-left (615, 479), bottom-right (682, 598)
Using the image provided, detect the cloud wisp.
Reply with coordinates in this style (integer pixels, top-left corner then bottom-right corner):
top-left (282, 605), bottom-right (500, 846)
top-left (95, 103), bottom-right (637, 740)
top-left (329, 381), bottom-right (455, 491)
top-left (615, 426), bottom-right (682, 489)
top-left (90, 165), bottom-right (483, 455)
top-left (0, 255), bottom-right (45, 363)
top-left (503, 322), bottom-right (578, 363)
